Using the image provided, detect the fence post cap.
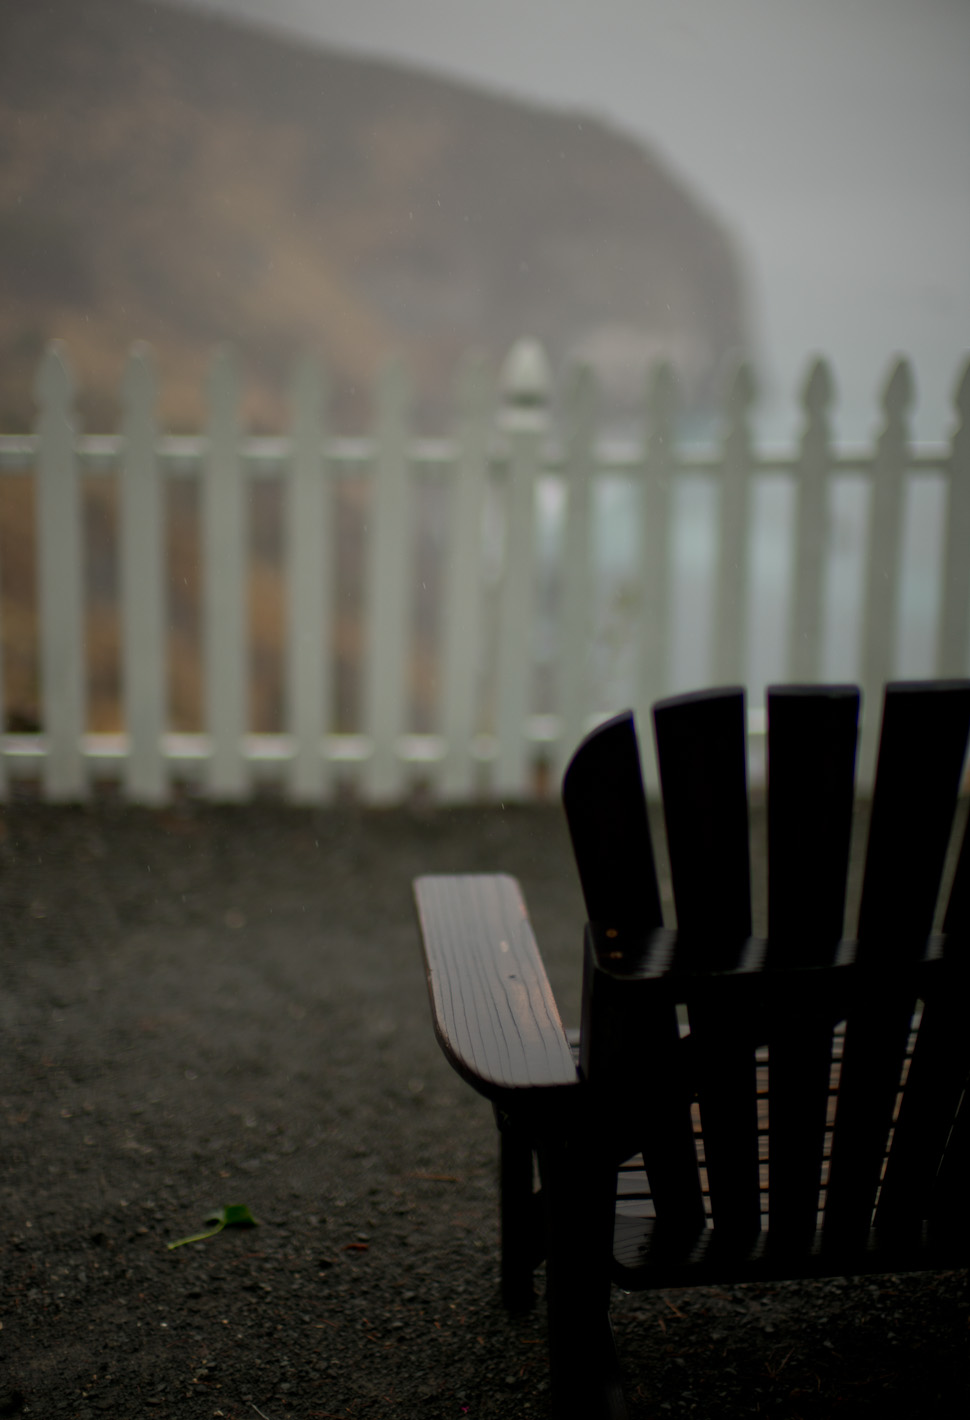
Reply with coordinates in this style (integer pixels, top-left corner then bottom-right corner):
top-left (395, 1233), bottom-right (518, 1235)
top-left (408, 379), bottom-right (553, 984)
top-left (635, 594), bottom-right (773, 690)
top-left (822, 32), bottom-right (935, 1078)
top-left (34, 340), bottom-right (74, 410)
top-left (499, 338), bottom-right (551, 432)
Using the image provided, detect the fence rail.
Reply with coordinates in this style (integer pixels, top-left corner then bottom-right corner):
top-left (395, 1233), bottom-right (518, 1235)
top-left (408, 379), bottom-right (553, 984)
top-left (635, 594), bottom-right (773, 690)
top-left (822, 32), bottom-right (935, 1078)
top-left (0, 338), bottom-right (967, 803)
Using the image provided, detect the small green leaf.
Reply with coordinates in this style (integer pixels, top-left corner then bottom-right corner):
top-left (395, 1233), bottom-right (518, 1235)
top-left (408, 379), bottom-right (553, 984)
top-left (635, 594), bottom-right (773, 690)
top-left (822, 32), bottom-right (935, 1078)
top-left (167, 1203), bottom-right (259, 1250)
top-left (206, 1204), bottom-right (258, 1229)
top-left (166, 1222), bottom-right (224, 1250)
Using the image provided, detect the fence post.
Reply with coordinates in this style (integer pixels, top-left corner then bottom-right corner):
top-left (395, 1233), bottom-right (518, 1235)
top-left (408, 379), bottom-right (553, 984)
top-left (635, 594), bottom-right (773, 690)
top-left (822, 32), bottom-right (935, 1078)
top-left (556, 361), bottom-right (597, 777)
top-left (35, 342), bottom-right (85, 800)
top-left (937, 358), bottom-right (970, 677)
top-left (790, 357), bottom-right (834, 682)
top-left (203, 345), bottom-right (249, 799)
top-left (439, 352), bottom-right (492, 800)
top-left (494, 339), bottom-right (549, 798)
top-left (362, 356), bottom-right (412, 802)
top-left (859, 357), bottom-right (912, 782)
top-left (714, 361), bottom-right (755, 687)
top-left (0, 466), bottom-right (4, 796)
top-left (285, 354), bottom-right (331, 803)
top-left (636, 362), bottom-right (677, 762)
top-left (120, 342), bottom-right (167, 803)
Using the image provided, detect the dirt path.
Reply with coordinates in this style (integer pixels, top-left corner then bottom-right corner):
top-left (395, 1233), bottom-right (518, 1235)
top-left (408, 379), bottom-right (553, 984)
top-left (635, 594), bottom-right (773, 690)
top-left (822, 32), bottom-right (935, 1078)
top-left (0, 801), bottom-right (965, 1418)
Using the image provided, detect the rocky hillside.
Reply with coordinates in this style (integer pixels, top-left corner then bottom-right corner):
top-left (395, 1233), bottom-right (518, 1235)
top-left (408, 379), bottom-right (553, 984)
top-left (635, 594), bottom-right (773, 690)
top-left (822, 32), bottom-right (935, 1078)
top-left (0, 0), bottom-right (748, 432)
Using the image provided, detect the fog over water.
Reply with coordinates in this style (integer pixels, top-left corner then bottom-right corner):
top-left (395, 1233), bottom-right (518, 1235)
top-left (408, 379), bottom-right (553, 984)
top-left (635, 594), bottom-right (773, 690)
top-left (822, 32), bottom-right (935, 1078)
top-left (172, 0), bottom-right (969, 445)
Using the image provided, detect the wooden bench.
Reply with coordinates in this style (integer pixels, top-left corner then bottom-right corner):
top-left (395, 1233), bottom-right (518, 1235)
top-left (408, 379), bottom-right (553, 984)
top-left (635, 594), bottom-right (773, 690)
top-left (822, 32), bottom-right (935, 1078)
top-left (414, 681), bottom-right (970, 1419)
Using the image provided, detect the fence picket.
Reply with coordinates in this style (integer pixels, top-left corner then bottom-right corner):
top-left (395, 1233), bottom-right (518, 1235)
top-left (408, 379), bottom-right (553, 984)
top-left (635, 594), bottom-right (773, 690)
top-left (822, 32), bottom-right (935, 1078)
top-left (714, 361), bottom-right (755, 686)
top-left (636, 362), bottom-right (677, 747)
top-left (937, 359), bottom-right (970, 677)
top-left (439, 353), bottom-right (492, 800)
top-left (3, 341), bottom-right (965, 804)
top-left (363, 357), bottom-right (412, 802)
top-left (0, 465), bottom-right (3, 796)
top-left (494, 340), bottom-right (549, 798)
top-left (120, 343), bottom-right (167, 803)
top-left (203, 346), bottom-right (248, 799)
top-left (35, 343), bottom-right (85, 799)
top-left (790, 358), bottom-right (834, 682)
top-left (286, 355), bottom-right (331, 802)
top-left (859, 358), bottom-right (912, 780)
top-left (556, 362), bottom-right (597, 778)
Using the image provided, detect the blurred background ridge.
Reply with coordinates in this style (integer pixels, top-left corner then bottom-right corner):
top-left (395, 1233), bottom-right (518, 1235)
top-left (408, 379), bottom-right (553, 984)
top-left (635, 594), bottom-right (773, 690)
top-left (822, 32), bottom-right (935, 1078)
top-left (0, 0), bottom-right (748, 437)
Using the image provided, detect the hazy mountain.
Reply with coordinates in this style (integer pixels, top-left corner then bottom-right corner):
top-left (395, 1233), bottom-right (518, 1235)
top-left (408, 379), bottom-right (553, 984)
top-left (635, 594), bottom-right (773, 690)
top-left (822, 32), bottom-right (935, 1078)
top-left (0, 0), bottom-right (748, 432)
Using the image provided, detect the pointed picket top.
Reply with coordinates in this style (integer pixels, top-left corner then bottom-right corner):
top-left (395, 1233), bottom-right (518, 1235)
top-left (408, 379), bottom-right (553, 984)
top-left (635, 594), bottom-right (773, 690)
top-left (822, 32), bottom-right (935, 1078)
top-left (34, 341), bottom-right (76, 428)
top-left (563, 357), bottom-right (595, 408)
top-left (454, 348), bottom-right (493, 422)
top-left (494, 340), bottom-right (548, 795)
top-left (121, 340), bottom-right (158, 446)
top-left (288, 351), bottom-right (328, 454)
top-left (719, 356), bottom-right (757, 479)
top-left (206, 343), bottom-right (241, 433)
top-left (120, 342), bottom-right (166, 804)
top-left (724, 358), bottom-right (757, 437)
top-left (791, 357), bottom-right (835, 683)
top-left (373, 352), bottom-right (411, 459)
top-left (636, 359), bottom-right (678, 732)
top-left (646, 360), bottom-right (679, 456)
top-left (121, 341), bottom-right (157, 421)
top-left (34, 340), bottom-right (84, 799)
top-left (877, 356), bottom-right (915, 436)
top-left (439, 347), bottom-right (492, 800)
top-left (801, 355), bottom-right (835, 423)
top-left (375, 353), bottom-right (411, 431)
top-left (563, 359), bottom-right (598, 440)
top-left (556, 359), bottom-right (599, 774)
top-left (286, 352), bottom-right (331, 803)
top-left (797, 356), bottom-right (835, 465)
top-left (203, 343), bottom-right (247, 799)
top-left (364, 353), bottom-right (412, 802)
top-left (936, 353), bottom-right (970, 678)
top-left (951, 354), bottom-right (970, 443)
top-left (859, 355), bottom-right (913, 781)
top-left (289, 351), bottom-right (328, 428)
top-left (713, 357), bottom-right (756, 686)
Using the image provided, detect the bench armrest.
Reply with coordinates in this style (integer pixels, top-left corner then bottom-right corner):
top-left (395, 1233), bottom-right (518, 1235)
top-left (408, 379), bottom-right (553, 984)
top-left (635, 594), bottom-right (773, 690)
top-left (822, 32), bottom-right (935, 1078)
top-left (414, 874), bottom-right (578, 1105)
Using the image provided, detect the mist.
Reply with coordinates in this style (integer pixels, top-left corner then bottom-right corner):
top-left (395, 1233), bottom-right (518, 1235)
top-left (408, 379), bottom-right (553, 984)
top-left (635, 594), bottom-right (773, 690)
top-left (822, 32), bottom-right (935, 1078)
top-left (173, 0), bottom-right (970, 442)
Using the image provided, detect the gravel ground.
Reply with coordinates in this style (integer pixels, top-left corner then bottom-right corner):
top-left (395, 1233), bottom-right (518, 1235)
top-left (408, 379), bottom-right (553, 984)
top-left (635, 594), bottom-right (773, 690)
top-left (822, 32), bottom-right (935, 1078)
top-left (0, 797), bottom-right (966, 1419)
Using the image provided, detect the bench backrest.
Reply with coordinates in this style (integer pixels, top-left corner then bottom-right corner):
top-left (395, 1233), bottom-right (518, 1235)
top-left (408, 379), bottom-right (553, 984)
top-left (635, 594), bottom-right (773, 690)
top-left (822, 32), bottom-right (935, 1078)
top-left (564, 682), bottom-right (970, 1268)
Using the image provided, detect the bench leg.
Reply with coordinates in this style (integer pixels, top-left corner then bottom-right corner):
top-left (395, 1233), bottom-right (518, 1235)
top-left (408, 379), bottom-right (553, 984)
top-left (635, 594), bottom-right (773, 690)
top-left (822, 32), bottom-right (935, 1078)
top-left (497, 1112), bottom-right (541, 1311)
top-left (540, 1139), bottom-right (627, 1420)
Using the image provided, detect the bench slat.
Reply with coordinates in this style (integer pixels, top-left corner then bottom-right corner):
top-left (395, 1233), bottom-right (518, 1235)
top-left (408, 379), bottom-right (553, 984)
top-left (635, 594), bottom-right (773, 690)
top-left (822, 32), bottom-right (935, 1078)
top-left (825, 681), bottom-right (970, 1250)
top-left (563, 710), bottom-right (707, 1243)
top-left (581, 930), bottom-right (707, 1246)
top-left (691, 1006), bottom-right (762, 1243)
top-left (766, 685), bottom-right (859, 966)
top-left (561, 710), bottom-right (663, 931)
top-left (877, 815), bottom-right (970, 1235)
top-left (856, 681), bottom-right (970, 965)
top-left (653, 687), bottom-right (751, 969)
top-left (765, 686), bottom-right (859, 1247)
top-left (653, 688), bottom-right (758, 1238)
top-left (875, 982), bottom-right (970, 1237)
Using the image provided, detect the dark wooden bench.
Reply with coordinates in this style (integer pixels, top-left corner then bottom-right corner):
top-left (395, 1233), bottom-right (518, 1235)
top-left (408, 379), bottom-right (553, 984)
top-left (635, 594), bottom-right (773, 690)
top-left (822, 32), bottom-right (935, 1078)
top-left (414, 681), bottom-right (970, 1419)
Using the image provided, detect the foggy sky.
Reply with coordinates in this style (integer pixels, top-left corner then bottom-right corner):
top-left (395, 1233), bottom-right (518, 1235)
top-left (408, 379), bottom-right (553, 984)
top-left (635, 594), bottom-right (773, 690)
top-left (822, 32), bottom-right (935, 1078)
top-left (165, 0), bottom-right (969, 442)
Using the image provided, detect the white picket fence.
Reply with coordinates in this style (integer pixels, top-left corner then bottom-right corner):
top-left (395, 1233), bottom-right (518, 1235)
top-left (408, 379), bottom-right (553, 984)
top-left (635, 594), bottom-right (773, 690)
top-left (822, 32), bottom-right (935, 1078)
top-left (0, 338), bottom-right (967, 804)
